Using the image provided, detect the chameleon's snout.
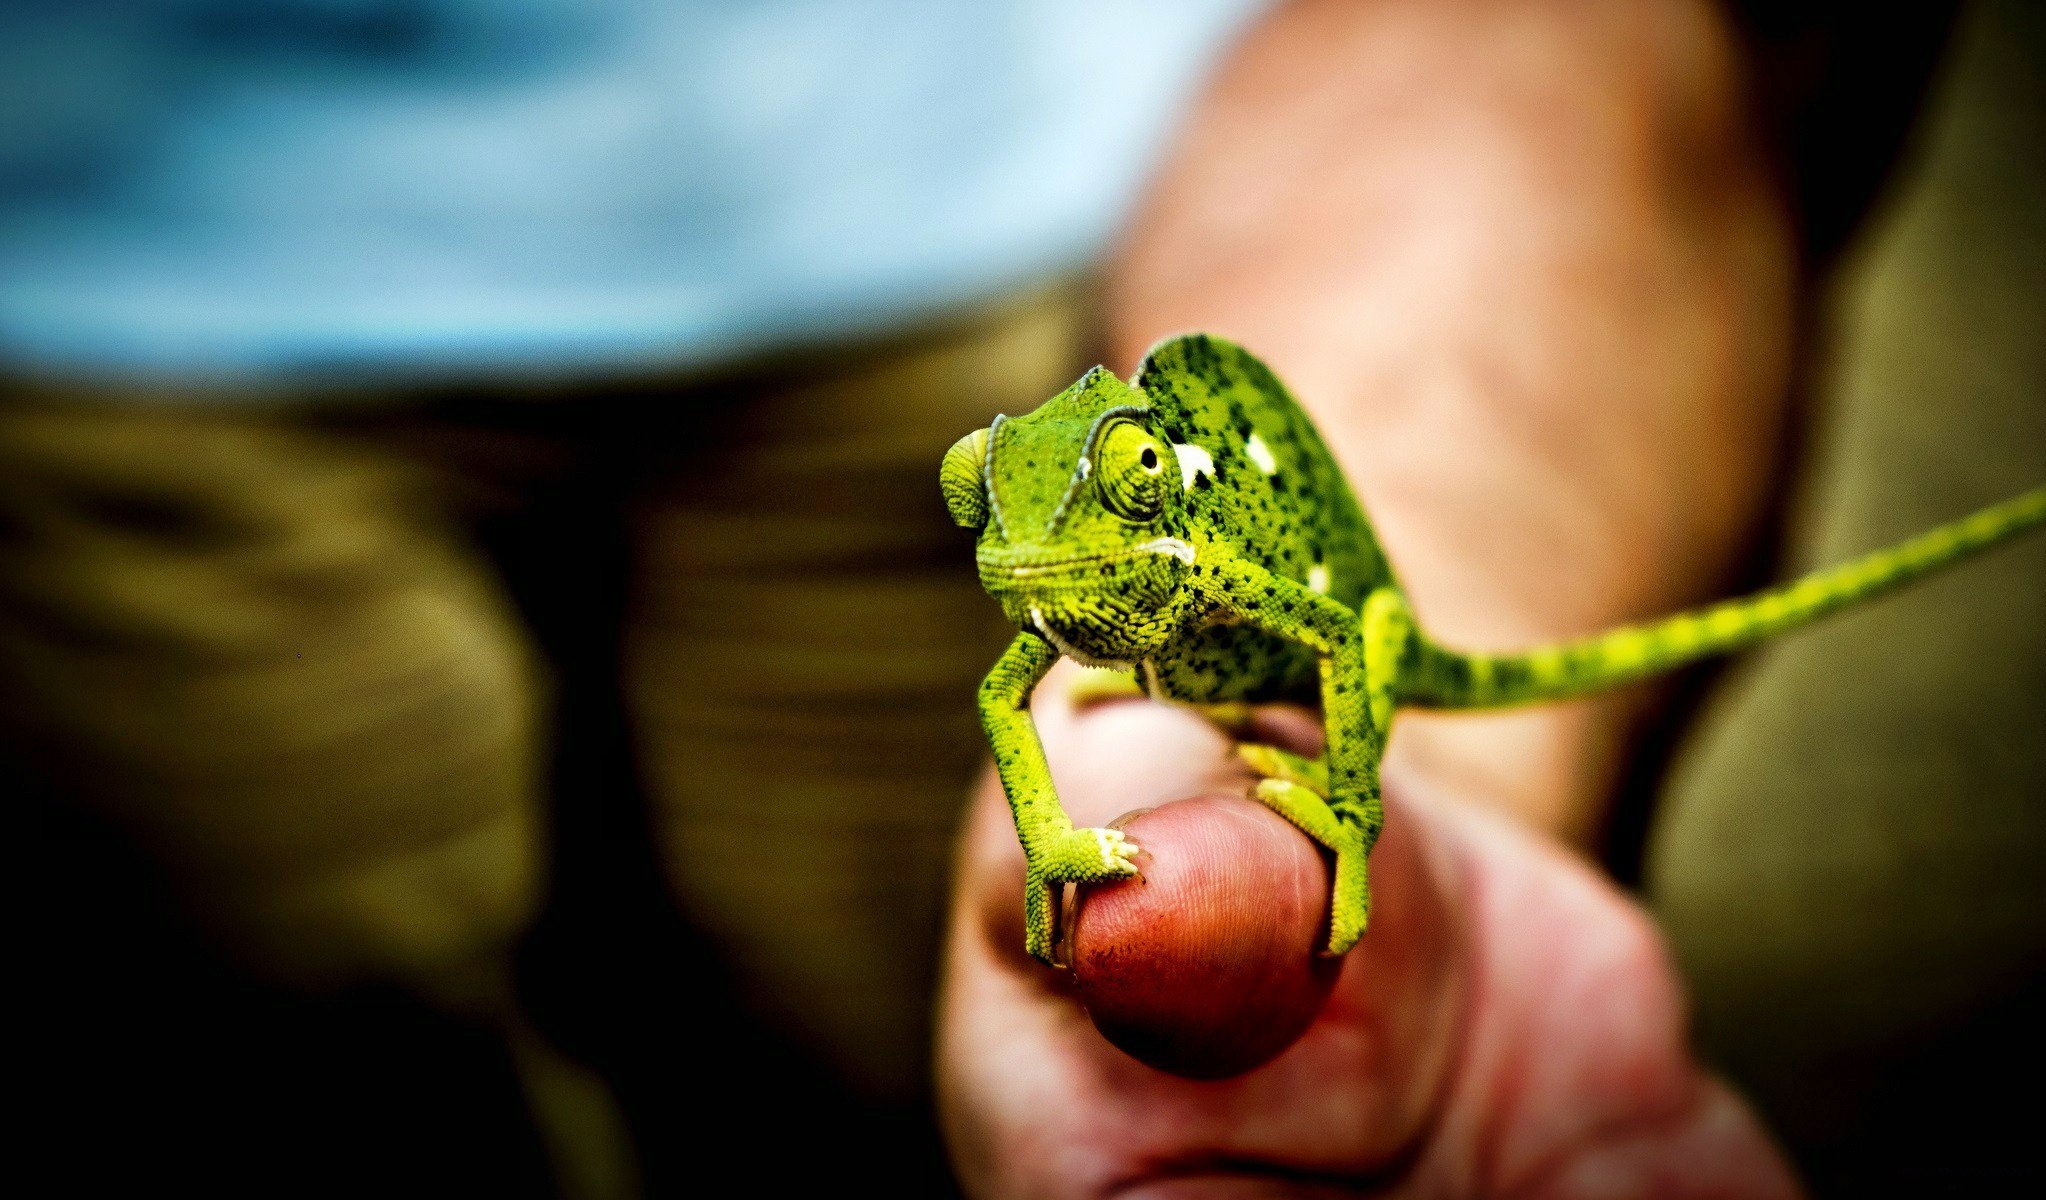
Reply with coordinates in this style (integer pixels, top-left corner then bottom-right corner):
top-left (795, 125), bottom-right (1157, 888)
top-left (975, 540), bottom-right (1191, 600)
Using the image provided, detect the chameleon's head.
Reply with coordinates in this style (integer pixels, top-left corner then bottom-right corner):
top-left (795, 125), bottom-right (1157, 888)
top-left (942, 367), bottom-right (1196, 665)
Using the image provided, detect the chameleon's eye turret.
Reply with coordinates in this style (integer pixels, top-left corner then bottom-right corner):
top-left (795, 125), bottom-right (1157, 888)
top-left (1096, 419), bottom-right (1177, 523)
top-left (941, 427), bottom-right (991, 529)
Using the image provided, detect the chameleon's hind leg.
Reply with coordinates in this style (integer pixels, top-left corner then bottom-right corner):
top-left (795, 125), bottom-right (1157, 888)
top-left (1237, 732), bottom-right (1381, 957)
top-left (1245, 774), bottom-right (1372, 955)
top-left (1313, 591), bottom-right (1411, 949)
top-left (1230, 587), bottom-right (1413, 955)
top-left (1229, 586), bottom-right (1411, 795)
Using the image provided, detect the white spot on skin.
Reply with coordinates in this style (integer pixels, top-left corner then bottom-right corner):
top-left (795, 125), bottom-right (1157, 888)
top-left (1307, 562), bottom-right (1330, 593)
top-left (1244, 433), bottom-right (1279, 475)
top-left (1137, 537), bottom-right (1196, 564)
top-left (1172, 443), bottom-right (1215, 490)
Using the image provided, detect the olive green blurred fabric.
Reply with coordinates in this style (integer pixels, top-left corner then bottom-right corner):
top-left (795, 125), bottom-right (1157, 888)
top-left (3, 289), bottom-right (1084, 1196)
top-left (1648, 0), bottom-right (2046, 1191)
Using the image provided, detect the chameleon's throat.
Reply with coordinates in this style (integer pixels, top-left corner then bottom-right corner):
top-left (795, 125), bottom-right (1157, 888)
top-left (1028, 604), bottom-right (1132, 670)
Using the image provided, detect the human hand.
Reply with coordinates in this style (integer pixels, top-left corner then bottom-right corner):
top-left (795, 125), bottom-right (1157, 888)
top-left (936, 681), bottom-right (1800, 1198)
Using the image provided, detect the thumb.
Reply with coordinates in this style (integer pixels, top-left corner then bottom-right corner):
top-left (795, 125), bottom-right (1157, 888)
top-left (1068, 794), bottom-right (1344, 1078)
top-left (941, 750), bottom-right (1471, 1192)
top-left (1071, 789), bottom-right (1467, 1106)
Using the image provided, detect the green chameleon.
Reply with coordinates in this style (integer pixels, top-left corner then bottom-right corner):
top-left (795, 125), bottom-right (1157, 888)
top-left (942, 333), bottom-right (2046, 965)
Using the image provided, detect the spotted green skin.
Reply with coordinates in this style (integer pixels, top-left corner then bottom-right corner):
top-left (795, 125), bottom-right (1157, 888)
top-left (952, 333), bottom-right (2046, 964)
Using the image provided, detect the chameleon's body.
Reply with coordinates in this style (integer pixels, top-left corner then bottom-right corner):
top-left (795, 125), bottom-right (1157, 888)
top-left (942, 333), bottom-right (2046, 964)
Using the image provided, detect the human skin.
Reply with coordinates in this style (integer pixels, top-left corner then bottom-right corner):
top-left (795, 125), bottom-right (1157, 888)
top-left (937, 0), bottom-right (1803, 1194)
top-left (939, 686), bottom-right (1800, 1198)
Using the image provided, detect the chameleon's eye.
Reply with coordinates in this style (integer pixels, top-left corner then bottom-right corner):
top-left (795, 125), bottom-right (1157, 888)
top-left (940, 427), bottom-right (990, 529)
top-left (1096, 420), bottom-right (1176, 522)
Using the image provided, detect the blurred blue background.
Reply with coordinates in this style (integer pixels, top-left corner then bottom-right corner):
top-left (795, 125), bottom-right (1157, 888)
top-left (1, 0), bottom-right (1259, 380)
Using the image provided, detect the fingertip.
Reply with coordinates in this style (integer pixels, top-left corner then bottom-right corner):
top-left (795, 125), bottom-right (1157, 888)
top-left (1070, 795), bottom-right (1341, 1078)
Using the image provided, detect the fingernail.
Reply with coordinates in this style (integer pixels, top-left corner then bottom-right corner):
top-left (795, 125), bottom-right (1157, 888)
top-left (1056, 883), bottom-right (1078, 968)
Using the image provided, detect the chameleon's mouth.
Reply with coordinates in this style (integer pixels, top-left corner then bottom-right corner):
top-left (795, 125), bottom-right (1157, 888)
top-left (977, 538), bottom-right (1194, 662)
top-left (978, 537), bottom-right (1195, 585)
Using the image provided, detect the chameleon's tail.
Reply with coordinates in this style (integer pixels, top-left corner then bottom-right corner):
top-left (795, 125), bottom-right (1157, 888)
top-left (1400, 486), bottom-right (2046, 710)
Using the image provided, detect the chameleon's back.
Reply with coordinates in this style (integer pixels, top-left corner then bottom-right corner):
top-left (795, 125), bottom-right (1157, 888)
top-left (1133, 334), bottom-right (1394, 703)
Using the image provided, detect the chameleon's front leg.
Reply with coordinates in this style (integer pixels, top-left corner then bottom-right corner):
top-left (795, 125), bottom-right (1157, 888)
top-left (978, 631), bottom-right (1142, 963)
top-left (1209, 559), bottom-right (1391, 955)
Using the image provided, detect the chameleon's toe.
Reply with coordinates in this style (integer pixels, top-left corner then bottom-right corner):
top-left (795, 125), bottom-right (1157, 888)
top-left (1238, 743), bottom-right (1329, 798)
top-left (1022, 876), bottom-right (1061, 964)
top-left (1323, 831), bottom-right (1372, 956)
top-left (1252, 777), bottom-right (1346, 848)
top-left (1047, 826), bottom-right (1143, 881)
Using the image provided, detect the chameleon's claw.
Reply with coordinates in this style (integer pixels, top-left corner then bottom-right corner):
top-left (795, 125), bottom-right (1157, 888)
top-left (1093, 827), bottom-right (1142, 875)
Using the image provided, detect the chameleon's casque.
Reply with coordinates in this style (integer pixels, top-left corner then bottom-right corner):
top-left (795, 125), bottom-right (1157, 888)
top-left (950, 333), bottom-right (2046, 965)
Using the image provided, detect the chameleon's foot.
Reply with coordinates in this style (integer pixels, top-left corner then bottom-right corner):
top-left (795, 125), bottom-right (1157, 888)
top-left (1193, 702), bottom-right (1259, 736)
top-left (1238, 743), bottom-right (1328, 798)
top-left (1066, 666), bottom-right (1143, 708)
top-left (1021, 827), bottom-right (1145, 964)
top-left (1045, 825), bottom-right (1143, 880)
top-left (1253, 777), bottom-right (1345, 847)
top-left (1252, 777), bottom-right (1373, 955)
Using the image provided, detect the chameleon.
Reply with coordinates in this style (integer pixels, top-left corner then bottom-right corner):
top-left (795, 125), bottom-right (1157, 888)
top-left (941, 332), bottom-right (2046, 965)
